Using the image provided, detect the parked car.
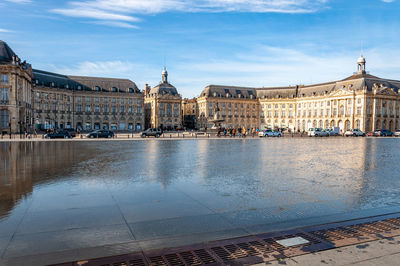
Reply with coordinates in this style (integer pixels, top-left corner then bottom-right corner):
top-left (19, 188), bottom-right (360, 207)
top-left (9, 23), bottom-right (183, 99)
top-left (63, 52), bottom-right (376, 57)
top-left (345, 129), bottom-right (366, 137)
top-left (63, 128), bottom-right (77, 137)
top-left (367, 132), bottom-right (374, 137)
top-left (259, 129), bottom-right (282, 137)
top-left (325, 127), bottom-right (340, 136)
top-left (374, 129), bottom-right (394, 137)
top-left (141, 128), bottom-right (163, 138)
top-left (86, 130), bottom-right (114, 138)
top-left (395, 130), bottom-right (400, 137)
top-left (44, 130), bottom-right (72, 139)
top-left (308, 128), bottom-right (329, 137)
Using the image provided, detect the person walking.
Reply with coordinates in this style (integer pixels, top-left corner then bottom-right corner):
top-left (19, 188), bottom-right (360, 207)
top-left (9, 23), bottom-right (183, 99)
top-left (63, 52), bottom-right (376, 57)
top-left (232, 128), bottom-right (236, 137)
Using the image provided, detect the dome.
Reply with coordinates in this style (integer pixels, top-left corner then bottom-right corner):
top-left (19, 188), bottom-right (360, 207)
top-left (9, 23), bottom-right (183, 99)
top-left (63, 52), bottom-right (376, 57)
top-left (0, 40), bottom-right (16, 63)
top-left (149, 82), bottom-right (178, 96)
top-left (357, 55), bottom-right (366, 64)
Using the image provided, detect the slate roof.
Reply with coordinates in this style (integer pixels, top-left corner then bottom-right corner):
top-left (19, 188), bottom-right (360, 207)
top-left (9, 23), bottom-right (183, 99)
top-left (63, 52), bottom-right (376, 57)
top-left (0, 40), bottom-right (16, 63)
top-left (150, 82), bottom-right (179, 96)
top-left (200, 85), bottom-right (257, 99)
top-left (33, 69), bottom-right (141, 93)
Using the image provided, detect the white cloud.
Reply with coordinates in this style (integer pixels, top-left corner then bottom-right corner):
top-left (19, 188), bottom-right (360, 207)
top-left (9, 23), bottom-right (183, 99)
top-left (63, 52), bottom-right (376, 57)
top-left (381, 0), bottom-right (395, 2)
top-left (51, 0), bottom-right (328, 28)
top-left (0, 28), bottom-right (13, 33)
top-left (5, 0), bottom-right (32, 3)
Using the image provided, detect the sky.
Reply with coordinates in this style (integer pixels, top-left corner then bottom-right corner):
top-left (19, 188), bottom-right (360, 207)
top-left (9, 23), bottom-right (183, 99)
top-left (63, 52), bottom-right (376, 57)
top-left (0, 0), bottom-right (399, 98)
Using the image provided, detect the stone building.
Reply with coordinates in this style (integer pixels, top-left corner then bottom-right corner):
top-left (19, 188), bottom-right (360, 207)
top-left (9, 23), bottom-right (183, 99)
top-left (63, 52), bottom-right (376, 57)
top-left (144, 68), bottom-right (182, 130)
top-left (0, 41), bottom-right (33, 134)
top-left (197, 85), bottom-right (259, 129)
top-left (182, 98), bottom-right (198, 129)
top-left (33, 70), bottom-right (144, 132)
top-left (197, 56), bottom-right (400, 133)
top-left (0, 40), bottom-right (144, 133)
top-left (257, 56), bottom-right (400, 132)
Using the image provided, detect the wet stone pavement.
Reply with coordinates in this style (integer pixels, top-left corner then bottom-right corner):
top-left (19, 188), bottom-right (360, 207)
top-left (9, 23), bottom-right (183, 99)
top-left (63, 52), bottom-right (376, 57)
top-left (0, 138), bottom-right (400, 265)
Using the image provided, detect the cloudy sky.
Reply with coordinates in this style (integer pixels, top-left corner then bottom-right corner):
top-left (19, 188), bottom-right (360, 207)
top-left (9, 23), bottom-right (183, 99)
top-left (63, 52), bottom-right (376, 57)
top-left (0, 0), bottom-right (399, 97)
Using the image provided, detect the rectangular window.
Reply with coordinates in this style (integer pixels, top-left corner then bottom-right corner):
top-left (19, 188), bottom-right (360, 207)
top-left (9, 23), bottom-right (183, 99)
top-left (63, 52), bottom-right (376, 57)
top-left (121, 99), bottom-right (125, 104)
top-left (86, 105), bottom-right (91, 112)
top-left (86, 97), bottom-right (91, 103)
top-left (95, 105), bottom-right (100, 112)
top-left (77, 104), bottom-right (82, 112)
top-left (357, 107), bottom-right (361, 115)
top-left (77, 97), bottom-right (81, 102)
top-left (0, 88), bottom-right (9, 104)
top-left (129, 99), bottom-right (133, 105)
top-left (104, 105), bottom-right (109, 113)
top-left (120, 106), bottom-right (125, 113)
top-left (0, 75), bottom-right (9, 84)
top-left (137, 106), bottom-right (141, 114)
top-left (128, 106), bottom-right (133, 113)
top-left (104, 98), bottom-right (108, 103)
top-left (112, 105), bottom-right (117, 113)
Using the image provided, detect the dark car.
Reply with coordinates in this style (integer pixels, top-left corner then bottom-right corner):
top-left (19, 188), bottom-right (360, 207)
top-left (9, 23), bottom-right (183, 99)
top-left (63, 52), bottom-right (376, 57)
top-left (374, 129), bottom-right (394, 137)
top-left (141, 128), bottom-right (163, 138)
top-left (63, 128), bottom-right (77, 137)
top-left (86, 130), bottom-right (114, 138)
top-left (44, 130), bottom-right (72, 139)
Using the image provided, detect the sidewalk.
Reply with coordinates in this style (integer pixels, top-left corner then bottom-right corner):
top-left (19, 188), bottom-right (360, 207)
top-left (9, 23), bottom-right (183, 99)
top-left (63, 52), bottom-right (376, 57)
top-left (257, 235), bottom-right (400, 265)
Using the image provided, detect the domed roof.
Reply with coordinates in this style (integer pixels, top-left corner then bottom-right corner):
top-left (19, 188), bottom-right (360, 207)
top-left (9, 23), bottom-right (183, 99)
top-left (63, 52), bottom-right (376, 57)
top-left (357, 55), bottom-right (366, 64)
top-left (0, 40), bottom-right (16, 63)
top-left (150, 82), bottom-right (178, 95)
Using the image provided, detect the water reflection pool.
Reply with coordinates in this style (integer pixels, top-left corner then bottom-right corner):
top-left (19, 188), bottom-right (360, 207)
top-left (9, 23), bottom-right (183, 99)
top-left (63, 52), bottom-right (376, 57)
top-left (1, 138), bottom-right (400, 261)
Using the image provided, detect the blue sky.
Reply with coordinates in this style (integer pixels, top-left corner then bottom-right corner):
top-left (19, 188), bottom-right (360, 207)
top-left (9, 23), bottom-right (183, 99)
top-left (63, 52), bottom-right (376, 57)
top-left (0, 0), bottom-right (399, 97)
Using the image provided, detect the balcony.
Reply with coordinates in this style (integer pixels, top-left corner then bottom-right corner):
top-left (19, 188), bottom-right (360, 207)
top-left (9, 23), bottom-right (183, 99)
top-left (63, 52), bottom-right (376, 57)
top-left (0, 100), bottom-right (9, 105)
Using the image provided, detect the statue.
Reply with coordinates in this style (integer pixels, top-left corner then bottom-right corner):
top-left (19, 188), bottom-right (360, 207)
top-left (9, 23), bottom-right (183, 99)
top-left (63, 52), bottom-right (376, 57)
top-left (209, 102), bottom-right (225, 129)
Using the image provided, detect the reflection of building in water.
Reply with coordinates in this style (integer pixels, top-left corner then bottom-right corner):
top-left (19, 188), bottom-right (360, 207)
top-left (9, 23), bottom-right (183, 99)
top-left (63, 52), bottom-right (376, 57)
top-left (0, 143), bottom-right (33, 218)
top-left (0, 142), bottom-right (93, 218)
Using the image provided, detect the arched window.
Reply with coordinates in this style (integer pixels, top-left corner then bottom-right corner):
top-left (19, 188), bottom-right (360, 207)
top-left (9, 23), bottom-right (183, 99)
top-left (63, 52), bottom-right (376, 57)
top-left (112, 87), bottom-right (118, 92)
top-left (95, 86), bottom-right (100, 91)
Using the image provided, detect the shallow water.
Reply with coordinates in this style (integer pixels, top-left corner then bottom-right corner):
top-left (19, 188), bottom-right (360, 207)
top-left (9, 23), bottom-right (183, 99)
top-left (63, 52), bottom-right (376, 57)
top-left (0, 138), bottom-right (400, 258)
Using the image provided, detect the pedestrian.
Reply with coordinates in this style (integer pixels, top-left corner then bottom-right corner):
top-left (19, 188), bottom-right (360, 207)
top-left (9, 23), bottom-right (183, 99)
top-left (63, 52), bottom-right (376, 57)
top-left (233, 128), bottom-right (236, 137)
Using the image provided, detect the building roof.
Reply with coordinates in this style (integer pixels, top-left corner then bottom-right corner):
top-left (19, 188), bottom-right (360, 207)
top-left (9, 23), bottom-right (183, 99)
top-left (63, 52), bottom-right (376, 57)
top-left (33, 69), bottom-right (141, 93)
top-left (0, 40), bottom-right (16, 63)
top-left (149, 82), bottom-right (179, 96)
top-left (200, 85), bottom-right (257, 99)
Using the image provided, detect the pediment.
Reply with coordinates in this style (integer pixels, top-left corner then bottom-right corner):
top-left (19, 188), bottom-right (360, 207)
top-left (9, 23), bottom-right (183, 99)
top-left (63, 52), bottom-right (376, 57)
top-left (375, 87), bottom-right (398, 96)
top-left (329, 89), bottom-right (354, 97)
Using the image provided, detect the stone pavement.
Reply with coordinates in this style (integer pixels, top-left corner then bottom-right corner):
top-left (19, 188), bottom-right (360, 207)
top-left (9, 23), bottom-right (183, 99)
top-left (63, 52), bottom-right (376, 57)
top-left (257, 235), bottom-right (400, 265)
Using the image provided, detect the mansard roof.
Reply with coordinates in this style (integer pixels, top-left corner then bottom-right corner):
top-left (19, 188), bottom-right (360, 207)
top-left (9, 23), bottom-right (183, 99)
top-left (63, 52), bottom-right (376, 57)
top-left (33, 69), bottom-right (141, 93)
top-left (200, 85), bottom-right (257, 99)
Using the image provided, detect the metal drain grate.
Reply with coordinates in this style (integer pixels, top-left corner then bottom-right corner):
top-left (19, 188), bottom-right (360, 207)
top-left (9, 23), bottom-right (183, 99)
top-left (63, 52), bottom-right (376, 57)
top-left (57, 213), bottom-right (400, 266)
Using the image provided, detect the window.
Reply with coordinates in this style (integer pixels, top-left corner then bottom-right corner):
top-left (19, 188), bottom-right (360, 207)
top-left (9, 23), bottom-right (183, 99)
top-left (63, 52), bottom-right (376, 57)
top-left (86, 97), bottom-right (91, 103)
top-left (112, 105), bottom-right (117, 113)
top-left (77, 104), bottom-right (82, 112)
top-left (1, 74), bottom-right (9, 84)
top-left (112, 98), bottom-right (116, 103)
top-left (120, 106), bottom-right (125, 113)
top-left (77, 85), bottom-right (82, 90)
top-left (104, 105), bottom-right (109, 113)
top-left (129, 99), bottom-right (133, 105)
top-left (129, 88), bottom-right (134, 93)
top-left (128, 106), bottom-right (133, 113)
top-left (137, 99), bottom-right (141, 105)
top-left (86, 105), bottom-right (91, 112)
top-left (137, 106), bottom-right (141, 114)
top-left (95, 98), bottom-right (99, 103)
top-left (95, 86), bottom-right (100, 91)
top-left (0, 109), bottom-right (9, 128)
top-left (357, 107), bottom-right (362, 115)
top-left (77, 97), bottom-right (81, 102)
top-left (0, 88), bottom-right (9, 104)
top-left (357, 98), bottom-right (362, 104)
top-left (104, 98), bottom-right (108, 103)
top-left (112, 87), bottom-right (118, 92)
top-left (95, 105), bottom-right (100, 112)
top-left (121, 99), bottom-right (125, 104)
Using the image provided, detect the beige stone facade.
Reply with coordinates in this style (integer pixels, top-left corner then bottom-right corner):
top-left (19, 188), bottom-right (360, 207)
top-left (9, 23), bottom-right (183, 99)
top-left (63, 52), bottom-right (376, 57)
top-left (197, 85), bottom-right (260, 129)
top-left (197, 56), bottom-right (400, 133)
top-left (33, 70), bottom-right (144, 132)
top-left (0, 42), bottom-right (33, 134)
top-left (1, 41), bottom-right (144, 133)
top-left (182, 98), bottom-right (198, 129)
top-left (144, 69), bottom-right (182, 130)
